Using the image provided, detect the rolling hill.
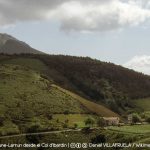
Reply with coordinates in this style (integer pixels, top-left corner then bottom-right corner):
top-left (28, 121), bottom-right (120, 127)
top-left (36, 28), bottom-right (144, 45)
top-left (0, 63), bottom-right (119, 135)
top-left (1, 54), bottom-right (150, 114)
top-left (0, 33), bottom-right (150, 116)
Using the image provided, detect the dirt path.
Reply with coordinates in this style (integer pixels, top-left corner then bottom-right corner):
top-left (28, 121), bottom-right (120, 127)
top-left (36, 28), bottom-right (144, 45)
top-left (0, 129), bottom-right (81, 139)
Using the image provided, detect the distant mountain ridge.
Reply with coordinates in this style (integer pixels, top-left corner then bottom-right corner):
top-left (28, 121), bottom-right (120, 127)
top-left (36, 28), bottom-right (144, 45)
top-left (0, 33), bottom-right (43, 54)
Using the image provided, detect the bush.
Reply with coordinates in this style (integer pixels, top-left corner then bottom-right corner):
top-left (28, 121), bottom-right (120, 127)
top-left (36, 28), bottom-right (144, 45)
top-left (146, 117), bottom-right (150, 123)
top-left (132, 114), bottom-right (141, 123)
top-left (97, 117), bottom-right (105, 127)
top-left (47, 114), bottom-right (53, 120)
top-left (64, 110), bottom-right (69, 115)
top-left (91, 134), bottom-right (106, 143)
top-left (63, 124), bottom-right (68, 129)
top-left (74, 123), bottom-right (78, 129)
top-left (0, 115), bottom-right (5, 126)
top-left (84, 117), bottom-right (95, 127)
top-left (26, 134), bottom-right (42, 144)
top-left (27, 124), bottom-right (41, 133)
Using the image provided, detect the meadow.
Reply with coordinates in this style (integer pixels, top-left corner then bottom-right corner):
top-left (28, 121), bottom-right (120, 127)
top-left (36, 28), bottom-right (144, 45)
top-left (108, 124), bottom-right (150, 134)
top-left (134, 98), bottom-right (150, 111)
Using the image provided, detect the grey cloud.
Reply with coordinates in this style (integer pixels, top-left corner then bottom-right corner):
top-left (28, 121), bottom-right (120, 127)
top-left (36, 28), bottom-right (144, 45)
top-left (0, 0), bottom-right (150, 32)
top-left (0, 0), bottom-right (68, 25)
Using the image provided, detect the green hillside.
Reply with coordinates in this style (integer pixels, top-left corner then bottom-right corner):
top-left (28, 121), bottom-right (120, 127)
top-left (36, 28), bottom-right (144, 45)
top-left (0, 54), bottom-right (150, 147)
top-left (1, 54), bottom-right (150, 115)
top-left (52, 84), bottom-right (119, 117)
top-left (0, 63), bottom-right (119, 135)
top-left (1, 57), bottom-right (48, 72)
top-left (134, 98), bottom-right (150, 111)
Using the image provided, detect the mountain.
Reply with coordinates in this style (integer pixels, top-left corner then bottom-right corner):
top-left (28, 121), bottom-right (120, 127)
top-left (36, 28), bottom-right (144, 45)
top-left (34, 55), bottom-right (150, 113)
top-left (0, 33), bottom-right (150, 115)
top-left (1, 54), bottom-right (150, 115)
top-left (0, 63), bottom-right (119, 135)
top-left (0, 33), bottom-right (43, 54)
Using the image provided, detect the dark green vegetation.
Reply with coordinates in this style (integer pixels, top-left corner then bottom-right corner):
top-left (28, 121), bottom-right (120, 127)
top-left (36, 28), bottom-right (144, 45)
top-left (134, 98), bottom-right (150, 111)
top-left (0, 34), bottom-right (150, 149)
top-left (0, 52), bottom-right (150, 144)
top-left (0, 55), bottom-right (150, 149)
top-left (0, 59), bottom-right (119, 135)
top-left (0, 127), bottom-right (149, 150)
top-left (1, 54), bottom-right (150, 115)
top-left (108, 124), bottom-right (150, 134)
top-left (0, 64), bottom-right (87, 135)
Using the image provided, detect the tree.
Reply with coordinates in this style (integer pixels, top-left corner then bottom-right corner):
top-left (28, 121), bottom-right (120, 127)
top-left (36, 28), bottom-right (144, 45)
top-left (63, 119), bottom-right (69, 129)
top-left (132, 114), bottom-right (141, 124)
top-left (74, 123), bottom-right (78, 129)
top-left (26, 134), bottom-right (42, 144)
top-left (146, 117), bottom-right (150, 123)
top-left (47, 114), bottom-right (53, 120)
top-left (91, 134), bottom-right (106, 143)
top-left (84, 117), bottom-right (95, 127)
top-left (27, 124), bottom-right (41, 133)
top-left (97, 117), bottom-right (105, 127)
top-left (65, 119), bottom-right (69, 124)
top-left (0, 115), bottom-right (5, 126)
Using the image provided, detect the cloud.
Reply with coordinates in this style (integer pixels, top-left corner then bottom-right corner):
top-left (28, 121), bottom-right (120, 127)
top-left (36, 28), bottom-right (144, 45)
top-left (124, 55), bottom-right (150, 75)
top-left (0, 0), bottom-right (150, 32)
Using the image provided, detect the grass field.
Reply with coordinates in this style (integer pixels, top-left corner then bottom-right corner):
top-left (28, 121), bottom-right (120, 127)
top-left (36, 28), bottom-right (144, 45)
top-left (0, 63), bottom-right (121, 136)
top-left (0, 64), bottom-right (93, 135)
top-left (0, 128), bottom-right (146, 150)
top-left (53, 114), bottom-right (98, 128)
top-left (52, 85), bottom-right (120, 118)
top-left (1, 57), bottom-right (49, 72)
top-left (108, 124), bottom-right (150, 134)
top-left (134, 98), bottom-right (150, 111)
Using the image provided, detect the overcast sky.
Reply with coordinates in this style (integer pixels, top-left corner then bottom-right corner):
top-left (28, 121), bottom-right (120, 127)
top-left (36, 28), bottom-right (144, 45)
top-left (0, 0), bottom-right (150, 74)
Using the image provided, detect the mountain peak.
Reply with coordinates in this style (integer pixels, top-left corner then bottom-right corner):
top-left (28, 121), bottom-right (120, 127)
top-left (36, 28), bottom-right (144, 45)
top-left (0, 33), bottom-right (16, 45)
top-left (0, 33), bottom-right (43, 54)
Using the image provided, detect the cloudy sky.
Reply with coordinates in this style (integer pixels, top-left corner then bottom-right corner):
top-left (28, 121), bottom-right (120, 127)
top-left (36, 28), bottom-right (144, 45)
top-left (0, 0), bottom-right (150, 74)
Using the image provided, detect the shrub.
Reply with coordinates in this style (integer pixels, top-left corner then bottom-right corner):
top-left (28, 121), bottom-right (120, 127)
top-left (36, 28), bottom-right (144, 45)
top-left (74, 123), bottom-right (78, 129)
top-left (84, 117), bottom-right (95, 127)
top-left (132, 114), bottom-right (141, 123)
top-left (146, 117), bottom-right (150, 123)
top-left (91, 134), bottom-right (106, 143)
top-left (97, 117), bottom-right (105, 127)
top-left (64, 110), bottom-right (69, 115)
top-left (47, 114), bottom-right (53, 120)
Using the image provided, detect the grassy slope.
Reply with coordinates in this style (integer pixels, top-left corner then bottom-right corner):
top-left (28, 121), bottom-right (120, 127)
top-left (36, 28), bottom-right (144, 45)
top-left (134, 98), bottom-right (150, 111)
top-left (1, 57), bottom-right (119, 117)
top-left (0, 57), bottom-right (48, 72)
top-left (0, 63), bottom-right (120, 135)
top-left (108, 124), bottom-right (150, 148)
top-left (0, 64), bottom-right (91, 134)
top-left (2, 56), bottom-right (150, 115)
top-left (52, 85), bottom-right (120, 117)
top-left (53, 114), bottom-right (99, 128)
top-left (0, 64), bottom-right (87, 115)
top-left (108, 125), bottom-right (150, 134)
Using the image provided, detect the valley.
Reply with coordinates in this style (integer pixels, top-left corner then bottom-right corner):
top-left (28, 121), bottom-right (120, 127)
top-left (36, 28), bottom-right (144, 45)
top-left (0, 54), bottom-right (150, 150)
top-left (0, 34), bottom-right (150, 149)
